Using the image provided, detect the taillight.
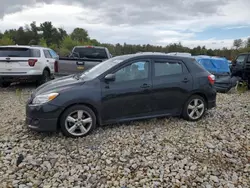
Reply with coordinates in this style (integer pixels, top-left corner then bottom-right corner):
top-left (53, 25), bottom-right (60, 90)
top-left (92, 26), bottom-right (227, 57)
top-left (54, 61), bottom-right (58, 72)
top-left (28, 59), bottom-right (37, 66)
top-left (208, 74), bottom-right (215, 85)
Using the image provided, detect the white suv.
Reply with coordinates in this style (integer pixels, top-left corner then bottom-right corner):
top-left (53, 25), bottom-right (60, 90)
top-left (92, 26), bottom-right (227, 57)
top-left (0, 45), bottom-right (59, 87)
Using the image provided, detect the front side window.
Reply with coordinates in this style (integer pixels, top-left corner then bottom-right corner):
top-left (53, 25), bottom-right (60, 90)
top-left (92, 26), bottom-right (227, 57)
top-left (43, 50), bottom-right (52, 58)
top-left (49, 49), bottom-right (58, 59)
top-left (154, 61), bottom-right (183, 77)
top-left (235, 55), bottom-right (247, 65)
top-left (114, 60), bottom-right (149, 82)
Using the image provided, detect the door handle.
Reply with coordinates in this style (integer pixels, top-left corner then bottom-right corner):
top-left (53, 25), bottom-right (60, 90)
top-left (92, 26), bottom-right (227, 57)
top-left (140, 83), bottom-right (150, 88)
top-left (182, 78), bottom-right (189, 83)
top-left (47, 60), bottom-right (49, 62)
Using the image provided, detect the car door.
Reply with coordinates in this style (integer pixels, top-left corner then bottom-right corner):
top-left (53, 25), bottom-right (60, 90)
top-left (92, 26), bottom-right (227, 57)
top-left (151, 58), bottom-right (193, 115)
top-left (100, 59), bottom-right (153, 122)
top-left (43, 49), bottom-right (55, 73)
top-left (232, 54), bottom-right (247, 75)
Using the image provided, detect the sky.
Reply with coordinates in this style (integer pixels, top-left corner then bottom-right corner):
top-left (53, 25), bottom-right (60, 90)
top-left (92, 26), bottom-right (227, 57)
top-left (0, 0), bottom-right (250, 49)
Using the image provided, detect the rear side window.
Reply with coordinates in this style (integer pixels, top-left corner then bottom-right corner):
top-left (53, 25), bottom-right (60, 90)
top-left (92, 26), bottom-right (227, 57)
top-left (154, 61), bottom-right (183, 77)
top-left (73, 47), bottom-right (108, 59)
top-left (31, 49), bottom-right (41, 57)
top-left (43, 50), bottom-right (52, 58)
top-left (0, 47), bottom-right (40, 57)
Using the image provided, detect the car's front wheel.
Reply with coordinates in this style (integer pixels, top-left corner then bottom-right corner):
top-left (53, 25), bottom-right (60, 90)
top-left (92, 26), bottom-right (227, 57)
top-left (182, 95), bottom-right (207, 121)
top-left (60, 105), bottom-right (96, 137)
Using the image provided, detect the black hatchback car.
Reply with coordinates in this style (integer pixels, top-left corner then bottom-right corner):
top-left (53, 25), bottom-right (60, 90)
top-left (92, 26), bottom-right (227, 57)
top-left (26, 53), bottom-right (216, 137)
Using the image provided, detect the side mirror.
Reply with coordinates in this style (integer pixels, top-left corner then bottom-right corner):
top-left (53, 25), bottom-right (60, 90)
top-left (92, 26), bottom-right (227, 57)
top-left (104, 74), bottom-right (115, 82)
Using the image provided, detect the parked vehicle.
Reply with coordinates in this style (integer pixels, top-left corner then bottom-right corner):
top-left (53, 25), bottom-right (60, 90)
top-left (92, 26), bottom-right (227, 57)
top-left (0, 45), bottom-right (58, 87)
top-left (55, 46), bottom-right (112, 76)
top-left (194, 56), bottom-right (236, 92)
top-left (231, 53), bottom-right (250, 81)
top-left (26, 53), bottom-right (216, 137)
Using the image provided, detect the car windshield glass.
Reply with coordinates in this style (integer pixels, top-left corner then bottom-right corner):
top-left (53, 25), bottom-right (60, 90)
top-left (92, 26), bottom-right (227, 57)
top-left (80, 56), bottom-right (128, 79)
top-left (73, 47), bottom-right (108, 59)
top-left (0, 47), bottom-right (31, 57)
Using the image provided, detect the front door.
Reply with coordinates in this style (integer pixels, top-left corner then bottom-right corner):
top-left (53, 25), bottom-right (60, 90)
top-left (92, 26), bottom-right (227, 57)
top-left (151, 58), bottom-right (193, 115)
top-left (100, 59), bottom-right (153, 123)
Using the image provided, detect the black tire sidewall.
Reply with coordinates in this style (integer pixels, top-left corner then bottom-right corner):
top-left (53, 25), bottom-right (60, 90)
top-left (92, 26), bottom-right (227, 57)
top-left (36, 70), bottom-right (50, 86)
top-left (182, 95), bottom-right (207, 121)
top-left (60, 105), bottom-right (97, 138)
top-left (0, 82), bottom-right (11, 88)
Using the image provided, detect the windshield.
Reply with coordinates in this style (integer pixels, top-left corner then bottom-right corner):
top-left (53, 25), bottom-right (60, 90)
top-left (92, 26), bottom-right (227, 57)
top-left (73, 47), bottom-right (108, 59)
top-left (80, 56), bottom-right (128, 79)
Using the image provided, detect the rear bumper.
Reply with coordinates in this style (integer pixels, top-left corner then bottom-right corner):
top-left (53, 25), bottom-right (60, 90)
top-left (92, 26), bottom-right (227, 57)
top-left (0, 75), bottom-right (43, 82)
top-left (207, 100), bottom-right (216, 109)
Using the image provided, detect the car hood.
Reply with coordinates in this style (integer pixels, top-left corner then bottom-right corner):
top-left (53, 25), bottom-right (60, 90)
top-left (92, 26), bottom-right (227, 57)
top-left (32, 75), bottom-right (84, 96)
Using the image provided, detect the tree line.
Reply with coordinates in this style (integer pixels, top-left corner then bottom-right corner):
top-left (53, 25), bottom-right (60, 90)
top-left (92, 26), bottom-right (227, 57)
top-left (0, 21), bottom-right (249, 60)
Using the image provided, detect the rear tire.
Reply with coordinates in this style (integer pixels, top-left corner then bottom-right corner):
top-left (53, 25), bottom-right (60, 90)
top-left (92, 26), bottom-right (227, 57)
top-left (0, 82), bottom-right (11, 88)
top-left (37, 69), bottom-right (50, 86)
top-left (60, 105), bottom-right (97, 138)
top-left (182, 95), bottom-right (207, 121)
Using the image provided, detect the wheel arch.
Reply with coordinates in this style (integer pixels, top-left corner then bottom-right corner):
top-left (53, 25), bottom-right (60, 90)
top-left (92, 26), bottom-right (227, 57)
top-left (57, 102), bottom-right (100, 130)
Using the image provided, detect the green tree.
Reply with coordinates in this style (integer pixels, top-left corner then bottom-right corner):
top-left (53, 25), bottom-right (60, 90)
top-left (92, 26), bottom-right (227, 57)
top-left (233, 39), bottom-right (243, 49)
top-left (0, 36), bottom-right (15, 45)
top-left (70, 28), bottom-right (89, 43)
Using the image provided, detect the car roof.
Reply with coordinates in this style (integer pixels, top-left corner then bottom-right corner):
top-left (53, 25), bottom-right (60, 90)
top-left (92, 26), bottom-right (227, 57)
top-left (115, 52), bottom-right (196, 61)
top-left (0, 45), bottom-right (51, 50)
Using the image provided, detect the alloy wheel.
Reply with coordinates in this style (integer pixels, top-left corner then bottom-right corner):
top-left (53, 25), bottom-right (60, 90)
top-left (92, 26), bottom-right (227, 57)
top-left (65, 110), bottom-right (93, 137)
top-left (187, 98), bottom-right (205, 120)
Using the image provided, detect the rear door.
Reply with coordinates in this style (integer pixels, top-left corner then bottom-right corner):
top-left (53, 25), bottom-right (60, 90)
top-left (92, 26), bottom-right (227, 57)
top-left (151, 58), bottom-right (193, 115)
top-left (43, 49), bottom-right (55, 73)
top-left (0, 47), bottom-right (40, 74)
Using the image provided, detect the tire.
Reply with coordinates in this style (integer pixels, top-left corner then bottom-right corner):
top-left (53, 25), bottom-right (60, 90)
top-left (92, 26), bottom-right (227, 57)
top-left (60, 105), bottom-right (97, 138)
top-left (182, 95), bottom-right (207, 121)
top-left (0, 82), bottom-right (11, 88)
top-left (37, 69), bottom-right (50, 86)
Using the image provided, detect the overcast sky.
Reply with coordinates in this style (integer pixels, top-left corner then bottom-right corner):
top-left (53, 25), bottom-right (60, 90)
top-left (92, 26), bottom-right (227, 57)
top-left (0, 0), bottom-right (250, 49)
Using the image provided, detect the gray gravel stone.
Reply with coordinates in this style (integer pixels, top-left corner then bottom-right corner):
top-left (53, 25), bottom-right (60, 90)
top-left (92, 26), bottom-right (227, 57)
top-left (0, 87), bottom-right (250, 187)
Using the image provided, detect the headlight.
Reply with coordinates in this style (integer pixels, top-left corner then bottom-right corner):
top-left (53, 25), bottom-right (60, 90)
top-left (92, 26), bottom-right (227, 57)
top-left (32, 93), bottom-right (59, 105)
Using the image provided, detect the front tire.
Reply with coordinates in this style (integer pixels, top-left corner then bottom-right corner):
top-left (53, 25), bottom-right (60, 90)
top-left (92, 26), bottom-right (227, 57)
top-left (182, 95), bottom-right (207, 121)
top-left (60, 105), bottom-right (97, 138)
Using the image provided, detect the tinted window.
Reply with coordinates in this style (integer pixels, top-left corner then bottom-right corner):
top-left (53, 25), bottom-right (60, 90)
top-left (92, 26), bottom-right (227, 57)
top-left (236, 55), bottom-right (247, 65)
top-left (43, 50), bottom-right (52, 58)
top-left (248, 55), bottom-right (250, 62)
top-left (114, 60), bottom-right (149, 82)
top-left (154, 61), bottom-right (182, 77)
top-left (31, 49), bottom-right (41, 57)
top-left (73, 47), bottom-right (108, 59)
top-left (0, 47), bottom-right (39, 57)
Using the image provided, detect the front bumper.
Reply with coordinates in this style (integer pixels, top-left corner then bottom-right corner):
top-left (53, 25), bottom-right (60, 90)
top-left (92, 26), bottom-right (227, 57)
top-left (26, 102), bottom-right (63, 132)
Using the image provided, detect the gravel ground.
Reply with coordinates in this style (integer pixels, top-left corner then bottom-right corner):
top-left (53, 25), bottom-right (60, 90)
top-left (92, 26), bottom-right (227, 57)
top-left (0, 85), bottom-right (250, 188)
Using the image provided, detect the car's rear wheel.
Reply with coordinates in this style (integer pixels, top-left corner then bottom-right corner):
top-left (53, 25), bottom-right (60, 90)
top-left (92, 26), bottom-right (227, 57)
top-left (0, 81), bottom-right (11, 88)
top-left (60, 105), bottom-right (96, 137)
top-left (37, 69), bottom-right (50, 86)
top-left (182, 95), bottom-right (207, 121)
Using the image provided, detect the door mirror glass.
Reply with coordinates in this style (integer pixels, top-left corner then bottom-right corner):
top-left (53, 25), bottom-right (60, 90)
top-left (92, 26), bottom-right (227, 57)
top-left (105, 74), bottom-right (115, 81)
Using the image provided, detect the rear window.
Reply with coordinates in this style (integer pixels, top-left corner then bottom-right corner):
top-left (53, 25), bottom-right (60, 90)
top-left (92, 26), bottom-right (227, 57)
top-left (0, 47), bottom-right (41, 57)
top-left (73, 47), bottom-right (108, 59)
